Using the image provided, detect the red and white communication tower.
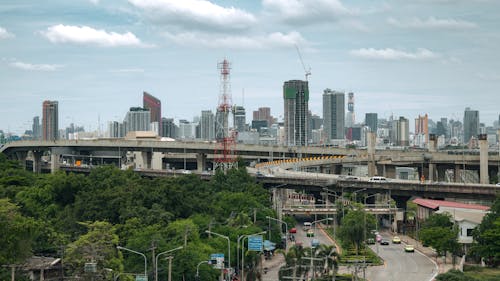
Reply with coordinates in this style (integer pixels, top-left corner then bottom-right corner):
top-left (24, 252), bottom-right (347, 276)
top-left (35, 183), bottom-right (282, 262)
top-left (214, 58), bottom-right (237, 172)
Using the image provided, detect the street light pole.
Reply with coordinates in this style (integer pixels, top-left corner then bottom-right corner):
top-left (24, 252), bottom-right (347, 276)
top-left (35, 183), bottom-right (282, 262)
top-left (206, 230), bottom-right (230, 281)
top-left (196, 261), bottom-right (208, 280)
top-left (155, 246), bottom-right (183, 281)
top-left (237, 231), bottom-right (266, 280)
top-left (265, 216), bottom-right (288, 250)
top-left (239, 231), bottom-right (266, 281)
top-left (116, 246), bottom-right (147, 279)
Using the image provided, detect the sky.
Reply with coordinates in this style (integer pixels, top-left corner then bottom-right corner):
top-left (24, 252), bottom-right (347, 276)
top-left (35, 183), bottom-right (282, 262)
top-left (1, 0), bottom-right (499, 135)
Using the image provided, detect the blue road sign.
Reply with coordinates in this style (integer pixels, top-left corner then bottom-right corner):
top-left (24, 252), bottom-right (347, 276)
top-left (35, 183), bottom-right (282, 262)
top-left (248, 235), bottom-right (263, 251)
top-left (210, 253), bottom-right (224, 269)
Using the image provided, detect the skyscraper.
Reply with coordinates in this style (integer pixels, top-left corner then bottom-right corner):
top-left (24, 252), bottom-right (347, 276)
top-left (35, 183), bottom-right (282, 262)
top-left (233, 105), bottom-right (246, 133)
top-left (143, 92), bottom-right (161, 134)
top-left (323, 89), bottom-right (345, 142)
top-left (124, 107), bottom-right (150, 133)
top-left (283, 80), bottom-right (309, 146)
top-left (200, 110), bottom-right (215, 140)
top-left (161, 118), bottom-right (177, 138)
top-left (392, 116), bottom-right (409, 146)
top-left (252, 107), bottom-right (273, 127)
top-left (32, 116), bottom-right (41, 140)
top-left (42, 100), bottom-right (58, 141)
top-left (463, 107), bottom-right (479, 144)
top-left (365, 113), bottom-right (378, 133)
top-left (415, 114), bottom-right (429, 147)
top-left (345, 92), bottom-right (355, 128)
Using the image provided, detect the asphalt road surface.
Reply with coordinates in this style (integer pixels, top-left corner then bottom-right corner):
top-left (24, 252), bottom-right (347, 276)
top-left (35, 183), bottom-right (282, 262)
top-left (365, 234), bottom-right (437, 281)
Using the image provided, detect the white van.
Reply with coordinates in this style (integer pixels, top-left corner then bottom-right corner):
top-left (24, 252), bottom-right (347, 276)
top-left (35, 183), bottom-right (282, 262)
top-left (303, 222), bottom-right (312, 231)
top-left (369, 176), bottom-right (387, 182)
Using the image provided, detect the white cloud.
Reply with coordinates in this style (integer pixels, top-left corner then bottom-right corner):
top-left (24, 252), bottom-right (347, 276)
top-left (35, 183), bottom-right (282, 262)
top-left (42, 24), bottom-right (152, 47)
top-left (350, 48), bottom-right (439, 60)
top-left (9, 61), bottom-right (63, 71)
top-left (89, 0), bottom-right (99, 4)
top-left (128, 0), bottom-right (256, 31)
top-left (387, 17), bottom-right (477, 30)
top-left (262, 0), bottom-right (353, 24)
top-left (110, 68), bottom-right (145, 73)
top-left (163, 31), bottom-right (306, 49)
top-left (0, 27), bottom-right (14, 39)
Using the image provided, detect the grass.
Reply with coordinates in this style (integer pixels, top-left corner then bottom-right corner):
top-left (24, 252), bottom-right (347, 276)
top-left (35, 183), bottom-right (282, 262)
top-left (463, 265), bottom-right (500, 281)
top-left (324, 228), bottom-right (383, 266)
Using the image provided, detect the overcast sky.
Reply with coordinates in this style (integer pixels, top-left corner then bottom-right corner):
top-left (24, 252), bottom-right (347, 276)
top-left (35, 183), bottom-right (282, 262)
top-left (1, 0), bottom-right (499, 134)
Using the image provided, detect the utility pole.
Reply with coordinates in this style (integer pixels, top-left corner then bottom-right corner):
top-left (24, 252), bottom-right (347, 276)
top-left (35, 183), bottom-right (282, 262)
top-left (151, 241), bottom-right (157, 281)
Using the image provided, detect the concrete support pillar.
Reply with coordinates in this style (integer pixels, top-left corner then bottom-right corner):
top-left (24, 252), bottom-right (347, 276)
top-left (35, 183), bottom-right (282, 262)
top-left (152, 152), bottom-right (163, 170)
top-left (367, 132), bottom-right (377, 177)
top-left (428, 163), bottom-right (435, 182)
top-left (320, 165), bottom-right (327, 174)
top-left (454, 164), bottom-right (461, 183)
top-left (32, 150), bottom-right (43, 174)
top-left (15, 151), bottom-right (27, 170)
top-left (50, 151), bottom-right (60, 173)
top-left (427, 134), bottom-right (437, 182)
top-left (196, 153), bottom-right (207, 173)
top-left (479, 134), bottom-right (489, 184)
top-left (134, 151), bottom-right (151, 169)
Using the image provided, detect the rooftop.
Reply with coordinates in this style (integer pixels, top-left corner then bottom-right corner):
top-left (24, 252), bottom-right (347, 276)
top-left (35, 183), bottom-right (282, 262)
top-left (413, 198), bottom-right (490, 211)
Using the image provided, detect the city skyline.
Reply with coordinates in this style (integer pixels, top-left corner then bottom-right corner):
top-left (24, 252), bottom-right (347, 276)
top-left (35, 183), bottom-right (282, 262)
top-left (1, 0), bottom-right (500, 134)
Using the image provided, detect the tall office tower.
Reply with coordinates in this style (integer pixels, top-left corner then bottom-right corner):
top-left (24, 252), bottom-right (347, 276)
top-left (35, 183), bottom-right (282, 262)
top-left (323, 89), bottom-right (345, 142)
top-left (365, 113), bottom-right (378, 133)
top-left (42, 100), bottom-right (58, 141)
top-left (253, 107), bottom-right (273, 127)
top-left (179, 120), bottom-right (197, 139)
top-left (32, 116), bottom-right (41, 140)
top-left (345, 92), bottom-right (355, 128)
top-left (310, 114), bottom-right (323, 130)
top-left (392, 116), bottom-right (409, 146)
top-left (233, 105), bottom-right (246, 132)
top-left (108, 121), bottom-right (125, 138)
top-left (415, 114), bottom-right (429, 147)
top-left (124, 107), bottom-right (150, 133)
top-left (200, 110), bottom-right (215, 140)
top-left (463, 107), bottom-right (479, 144)
top-left (284, 80), bottom-right (309, 146)
top-left (161, 117), bottom-right (177, 138)
top-left (143, 92), bottom-right (161, 134)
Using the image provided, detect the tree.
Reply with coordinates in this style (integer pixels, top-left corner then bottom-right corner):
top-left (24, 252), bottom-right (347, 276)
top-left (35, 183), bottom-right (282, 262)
top-left (436, 269), bottom-right (478, 281)
top-left (419, 213), bottom-right (459, 259)
top-left (0, 199), bottom-right (38, 265)
top-left (472, 196), bottom-right (500, 267)
top-left (338, 208), bottom-right (376, 254)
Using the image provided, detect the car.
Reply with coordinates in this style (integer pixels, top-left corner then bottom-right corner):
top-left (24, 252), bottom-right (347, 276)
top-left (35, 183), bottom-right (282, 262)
top-left (496, 183), bottom-right (500, 186)
top-left (181, 170), bottom-right (192, 174)
top-left (380, 239), bottom-right (390, 245)
top-left (256, 171), bottom-right (264, 177)
top-left (303, 222), bottom-right (312, 231)
top-left (306, 229), bottom-right (315, 237)
top-left (369, 176), bottom-right (387, 182)
top-left (404, 245), bottom-right (415, 252)
top-left (392, 236), bottom-right (401, 244)
top-left (289, 228), bottom-right (297, 234)
top-left (366, 238), bottom-right (375, 245)
top-left (346, 176), bottom-right (360, 180)
top-left (375, 234), bottom-right (382, 243)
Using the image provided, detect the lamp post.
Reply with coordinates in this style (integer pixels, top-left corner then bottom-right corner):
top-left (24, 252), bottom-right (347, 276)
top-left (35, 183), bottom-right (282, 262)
top-left (116, 246), bottom-right (147, 279)
top-left (237, 231), bottom-right (266, 280)
top-left (362, 193), bottom-right (378, 281)
top-left (239, 231), bottom-right (266, 281)
top-left (205, 230), bottom-right (230, 281)
top-left (322, 188), bottom-right (345, 222)
top-left (352, 188), bottom-right (367, 203)
top-left (265, 216), bottom-right (288, 250)
top-left (196, 261), bottom-right (208, 281)
top-left (155, 246), bottom-right (183, 281)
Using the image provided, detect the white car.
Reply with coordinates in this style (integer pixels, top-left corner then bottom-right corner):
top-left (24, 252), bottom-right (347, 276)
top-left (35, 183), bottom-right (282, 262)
top-left (369, 176), bottom-right (387, 182)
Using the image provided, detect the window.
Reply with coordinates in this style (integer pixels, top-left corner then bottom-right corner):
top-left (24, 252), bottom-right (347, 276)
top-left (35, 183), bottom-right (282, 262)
top-left (466, 229), bottom-right (473, 237)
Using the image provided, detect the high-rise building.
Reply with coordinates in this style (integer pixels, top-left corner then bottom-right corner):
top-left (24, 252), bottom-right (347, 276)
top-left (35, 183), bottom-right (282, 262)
top-left (283, 80), bottom-right (309, 146)
top-left (345, 92), bottom-right (355, 128)
top-left (233, 105), bottom-right (246, 132)
top-left (463, 107), bottom-right (479, 144)
top-left (200, 110), bottom-right (215, 140)
top-left (179, 119), bottom-right (197, 139)
top-left (124, 107), bottom-right (150, 133)
top-left (32, 116), bottom-right (41, 140)
top-left (415, 114), bottom-right (429, 147)
top-left (143, 92), bottom-right (161, 134)
top-left (323, 89), bottom-right (345, 142)
top-left (252, 107), bottom-right (273, 127)
top-left (365, 113), bottom-right (378, 133)
top-left (161, 118), bottom-right (177, 138)
top-left (42, 100), bottom-right (58, 141)
top-left (108, 121), bottom-right (125, 138)
top-left (392, 116), bottom-right (409, 146)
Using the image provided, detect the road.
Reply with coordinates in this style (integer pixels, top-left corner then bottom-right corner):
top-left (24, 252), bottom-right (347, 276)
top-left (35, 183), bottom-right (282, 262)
top-left (365, 234), bottom-right (437, 281)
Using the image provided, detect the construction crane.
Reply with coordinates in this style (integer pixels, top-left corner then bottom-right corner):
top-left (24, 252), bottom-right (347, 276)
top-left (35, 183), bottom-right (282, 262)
top-left (295, 44), bottom-right (311, 81)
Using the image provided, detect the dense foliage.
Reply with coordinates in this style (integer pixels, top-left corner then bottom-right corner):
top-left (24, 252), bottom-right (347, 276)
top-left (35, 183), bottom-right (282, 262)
top-left (472, 196), bottom-right (500, 267)
top-left (418, 213), bottom-right (460, 258)
top-left (0, 154), bottom-right (279, 280)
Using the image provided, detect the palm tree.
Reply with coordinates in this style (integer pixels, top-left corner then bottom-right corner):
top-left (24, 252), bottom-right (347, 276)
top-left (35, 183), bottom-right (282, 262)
top-left (279, 245), bottom-right (307, 280)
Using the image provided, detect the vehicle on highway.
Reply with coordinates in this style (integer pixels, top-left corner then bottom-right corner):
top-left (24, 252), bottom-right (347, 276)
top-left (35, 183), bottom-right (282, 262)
top-left (369, 176), bottom-right (387, 182)
top-left (496, 183), bottom-right (500, 186)
top-left (181, 170), bottom-right (192, 174)
top-left (311, 238), bottom-right (320, 248)
top-left (376, 234), bottom-right (382, 243)
top-left (404, 245), bottom-right (415, 252)
top-left (366, 238), bottom-right (375, 244)
top-left (392, 236), bottom-right (401, 244)
top-left (346, 176), bottom-right (360, 180)
top-left (306, 229), bottom-right (315, 237)
top-left (303, 222), bottom-right (312, 231)
top-left (380, 239), bottom-right (390, 245)
top-left (289, 227), bottom-right (297, 234)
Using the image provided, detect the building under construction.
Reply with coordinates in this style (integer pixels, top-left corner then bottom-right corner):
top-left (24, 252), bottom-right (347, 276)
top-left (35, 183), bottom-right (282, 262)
top-left (283, 80), bottom-right (309, 146)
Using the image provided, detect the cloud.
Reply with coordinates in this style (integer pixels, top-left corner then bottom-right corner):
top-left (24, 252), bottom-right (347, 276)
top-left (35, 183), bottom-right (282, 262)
top-left (0, 27), bottom-right (14, 39)
top-left (110, 68), bottom-right (145, 73)
top-left (89, 0), bottom-right (99, 4)
top-left (128, 0), bottom-right (256, 31)
top-left (163, 31), bottom-right (306, 49)
top-left (387, 17), bottom-right (477, 30)
top-left (350, 48), bottom-right (439, 60)
top-left (262, 0), bottom-right (353, 24)
top-left (42, 24), bottom-right (152, 47)
top-left (9, 61), bottom-right (63, 71)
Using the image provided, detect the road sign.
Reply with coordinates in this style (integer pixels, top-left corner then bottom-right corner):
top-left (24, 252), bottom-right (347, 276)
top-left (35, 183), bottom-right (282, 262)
top-left (210, 253), bottom-right (224, 269)
top-left (248, 235), bottom-right (263, 251)
top-left (135, 275), bottom-right (147, 281)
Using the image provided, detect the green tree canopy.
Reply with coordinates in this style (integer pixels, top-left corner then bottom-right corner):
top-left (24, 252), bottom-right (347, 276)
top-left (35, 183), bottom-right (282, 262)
top-left (472, 196), bottom-right (500, 267)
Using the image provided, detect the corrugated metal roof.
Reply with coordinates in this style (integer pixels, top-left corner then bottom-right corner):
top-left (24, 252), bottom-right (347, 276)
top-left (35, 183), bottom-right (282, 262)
top-left (413, 198), bottom-right (490, 211)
